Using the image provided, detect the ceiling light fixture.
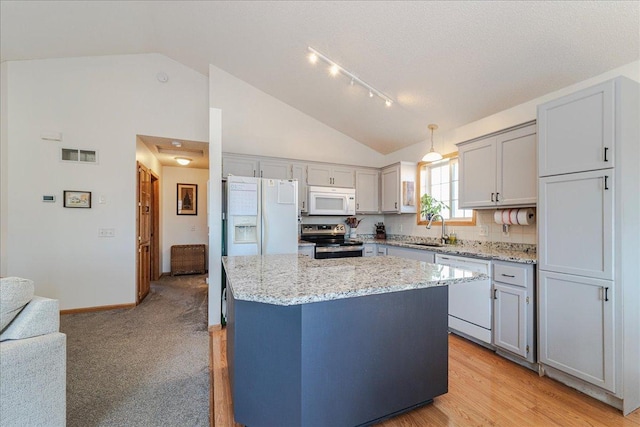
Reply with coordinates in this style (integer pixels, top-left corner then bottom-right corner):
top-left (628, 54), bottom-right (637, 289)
top-left (307, 46), bottom-right (394, 107)
top-left (422, 124), bottom-right (443, 162)
top-left (175, 157), bottom-right (192, 166)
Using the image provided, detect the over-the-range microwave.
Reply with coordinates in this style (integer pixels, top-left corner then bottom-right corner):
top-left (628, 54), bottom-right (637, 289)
top-left (308, 186), bottom-right (356, 216)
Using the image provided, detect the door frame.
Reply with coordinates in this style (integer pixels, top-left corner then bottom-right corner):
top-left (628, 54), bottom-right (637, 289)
top-left (136, 162), bottom-right (160, 304)
top-left (150, 171), bottom-right (160, 281)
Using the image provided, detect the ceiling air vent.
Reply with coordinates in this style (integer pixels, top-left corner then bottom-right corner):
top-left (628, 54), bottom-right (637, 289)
top-left (61, 148), bottom-right (98, 164)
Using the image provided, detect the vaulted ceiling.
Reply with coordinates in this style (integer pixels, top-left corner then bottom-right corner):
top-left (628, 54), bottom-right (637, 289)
top-left (2, 1), bottom-right (638, 154)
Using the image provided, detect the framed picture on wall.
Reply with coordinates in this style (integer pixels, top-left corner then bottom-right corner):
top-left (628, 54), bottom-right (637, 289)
top-left (63, 190), bottom-right (91, 208)
top-left (177, 183), bottom-right (197, 215)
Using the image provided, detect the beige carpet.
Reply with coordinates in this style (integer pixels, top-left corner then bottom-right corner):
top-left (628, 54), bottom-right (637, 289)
top-left (60, 274), bottom-right (209, 426)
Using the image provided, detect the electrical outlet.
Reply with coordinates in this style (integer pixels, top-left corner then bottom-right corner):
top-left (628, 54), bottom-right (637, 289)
top-left (191, 225), bottom-right (196, 232)
top-left (98, 228), bottom-right (115, 237)
top-left (478, 225), bottom-right (488, 237)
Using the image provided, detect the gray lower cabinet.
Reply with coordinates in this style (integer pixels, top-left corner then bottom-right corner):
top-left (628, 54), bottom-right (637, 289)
top-left (363, 243), bottom-right (376, 257)
top-left (492, 261), bottom-right (535, 364)
top-left (298, 245), bottom-right (314, 258)
top-left (539, 270), bottom-right (614, 392)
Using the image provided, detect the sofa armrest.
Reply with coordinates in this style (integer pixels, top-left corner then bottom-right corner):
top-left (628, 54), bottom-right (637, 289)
top-left (0, 332), bottom-right (66, 426)
top-left (0, 296), bottom-right (59, 341)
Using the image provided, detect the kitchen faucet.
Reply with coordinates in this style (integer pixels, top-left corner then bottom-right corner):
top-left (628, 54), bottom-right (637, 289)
top-left (426, 214), bottom-right (447, 244)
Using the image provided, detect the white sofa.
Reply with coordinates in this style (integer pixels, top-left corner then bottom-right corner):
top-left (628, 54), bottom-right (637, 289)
top-left (0, 277), bottom-right (66, 426)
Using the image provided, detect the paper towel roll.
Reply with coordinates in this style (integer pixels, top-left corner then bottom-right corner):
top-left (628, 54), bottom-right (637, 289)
top-left (517, 208), bottom-right (535, 225)
top-left (494, 208), bottom-right (535, 225)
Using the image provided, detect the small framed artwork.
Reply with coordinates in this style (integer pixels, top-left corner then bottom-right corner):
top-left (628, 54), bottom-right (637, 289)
top-left (402, 181), bottom-right (415, 207)
top-left (63, 190), bottom-right (91, 208)
top-left (177, 183), bottom-right (197, 215)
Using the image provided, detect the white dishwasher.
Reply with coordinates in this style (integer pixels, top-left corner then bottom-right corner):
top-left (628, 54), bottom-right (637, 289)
top-left (435, 254), bottom-right (492, 345)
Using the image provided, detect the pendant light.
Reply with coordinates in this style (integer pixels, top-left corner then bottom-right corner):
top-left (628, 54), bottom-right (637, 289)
top-left (422, 124), bottom-right (443, 162)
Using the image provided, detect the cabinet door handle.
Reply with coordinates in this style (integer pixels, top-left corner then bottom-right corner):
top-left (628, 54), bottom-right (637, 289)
top-left (496, 192), bottom-right (500, 202)
top-left (604, 176), bottom-right (609, 190)
top-left (302, 201), bottom-right (305, 209)
top-left (604, 287), bottom-right (609, 302)
top-left (491, 192), bottom-right (495, 202)
top-left (260, 170), bottom-right (263, 177)
top-left (604, 147), bottom-right (609, 162)
top-left (501, 273), bottom-right (515, 278)
top-left (395, 202), bottom-right (398, 209)
top-left (357, 203), bottom-right (359, 210)
top-left (493, 289), bottom-right (497, 299)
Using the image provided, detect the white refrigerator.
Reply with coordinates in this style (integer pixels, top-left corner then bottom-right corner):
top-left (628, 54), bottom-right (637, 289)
top-left (226, 176), bottom-right (298, 256)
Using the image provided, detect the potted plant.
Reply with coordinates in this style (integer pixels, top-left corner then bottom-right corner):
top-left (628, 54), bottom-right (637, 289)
top-left (420, 194), bottom-right (448, 221)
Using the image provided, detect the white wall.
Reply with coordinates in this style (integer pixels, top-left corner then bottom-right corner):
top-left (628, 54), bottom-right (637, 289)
top-left (136, 136), bottom-right (163, 174)
top-left (161, 166), bottom-right (209, 273)
top-left (1, 62), bottom-right (8, 277)
top-left (2, 54), bottom-right (208, 309)
top-left (209, 65), bottom-right (385, 167)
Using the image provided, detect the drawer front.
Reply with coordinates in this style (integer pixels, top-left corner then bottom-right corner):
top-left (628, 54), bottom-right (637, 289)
top-left (493, 263), bottom-right (527, 287)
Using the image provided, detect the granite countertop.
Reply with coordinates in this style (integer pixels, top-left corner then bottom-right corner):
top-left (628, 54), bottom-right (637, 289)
top-left (356, 238), bottom-right (537, 264)
top-left (297, 235), bottom-right (536, 264)
top-left (223, 254), bottom-right (487, 306)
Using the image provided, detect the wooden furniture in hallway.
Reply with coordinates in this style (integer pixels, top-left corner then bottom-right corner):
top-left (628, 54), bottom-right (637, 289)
top-left (210, 330), bottom-right (640, 427)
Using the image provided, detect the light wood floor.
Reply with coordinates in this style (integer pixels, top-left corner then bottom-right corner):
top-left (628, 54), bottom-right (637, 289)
top-left (210, 329), bottom-right (640, 426)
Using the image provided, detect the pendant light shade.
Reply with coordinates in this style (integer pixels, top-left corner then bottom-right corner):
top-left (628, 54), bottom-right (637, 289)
top-left (422, 124), bottom-right (443, 162)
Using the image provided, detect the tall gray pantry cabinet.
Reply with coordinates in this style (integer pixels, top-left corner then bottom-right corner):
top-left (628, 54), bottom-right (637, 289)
top-left (537, 77), bottom-right (639, 415)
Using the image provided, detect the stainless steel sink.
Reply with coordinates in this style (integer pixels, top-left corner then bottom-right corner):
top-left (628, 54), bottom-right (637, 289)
top-left (412, 242), bottom-right (444, 247)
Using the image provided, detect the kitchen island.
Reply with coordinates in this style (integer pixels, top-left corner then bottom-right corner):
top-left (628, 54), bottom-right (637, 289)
top-left (222, 254), bottom-right (487, 427)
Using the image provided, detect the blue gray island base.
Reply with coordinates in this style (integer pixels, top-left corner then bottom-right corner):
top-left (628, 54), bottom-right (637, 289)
top-left (227, 285), bottom-right (448, 426)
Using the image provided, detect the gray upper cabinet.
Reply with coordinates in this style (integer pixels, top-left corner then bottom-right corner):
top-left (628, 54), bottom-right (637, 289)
top-left (355, 169), bottom-right (379, 213)
top-left (259, 160), bottom-right (291, 179)
top-left (458, 123), bottom-right (536, 209)
top-left (458, 136), bottom-right (496, 208)
top-left (291, 163), bottom-right (308, 213)
top-left (223, 155), bottom-right (258, 178)
top-left (381, 162), bottom-right (417, 214)
top-left (496, 125), bottom-right (537, 206)
top-left (538, 80), bottom-right (615, 177)
top-left (307, 164), bottom-right (355, 188)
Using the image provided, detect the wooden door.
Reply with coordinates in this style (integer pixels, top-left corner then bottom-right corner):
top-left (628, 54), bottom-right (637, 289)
top-left (137, 162), bottom-right (152, 303)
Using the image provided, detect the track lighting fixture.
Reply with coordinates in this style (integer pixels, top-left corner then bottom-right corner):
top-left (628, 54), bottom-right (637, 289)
top-left (307, 46), bottom-right (394, 108)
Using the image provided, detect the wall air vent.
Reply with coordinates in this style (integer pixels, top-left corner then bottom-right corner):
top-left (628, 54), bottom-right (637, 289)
top-left (61, 148), bottom-right (98, 164)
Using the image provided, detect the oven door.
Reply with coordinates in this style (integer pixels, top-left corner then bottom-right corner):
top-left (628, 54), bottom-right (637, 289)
top-left (315, 246), bottom-right (363, 259)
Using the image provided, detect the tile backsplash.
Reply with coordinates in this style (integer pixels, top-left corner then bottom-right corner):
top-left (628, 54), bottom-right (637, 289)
top-left (379, 208), bottom-right (537, 245)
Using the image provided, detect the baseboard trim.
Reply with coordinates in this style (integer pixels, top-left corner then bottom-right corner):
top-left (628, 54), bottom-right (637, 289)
top-left (60, 303), bottom-right (136, 315)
